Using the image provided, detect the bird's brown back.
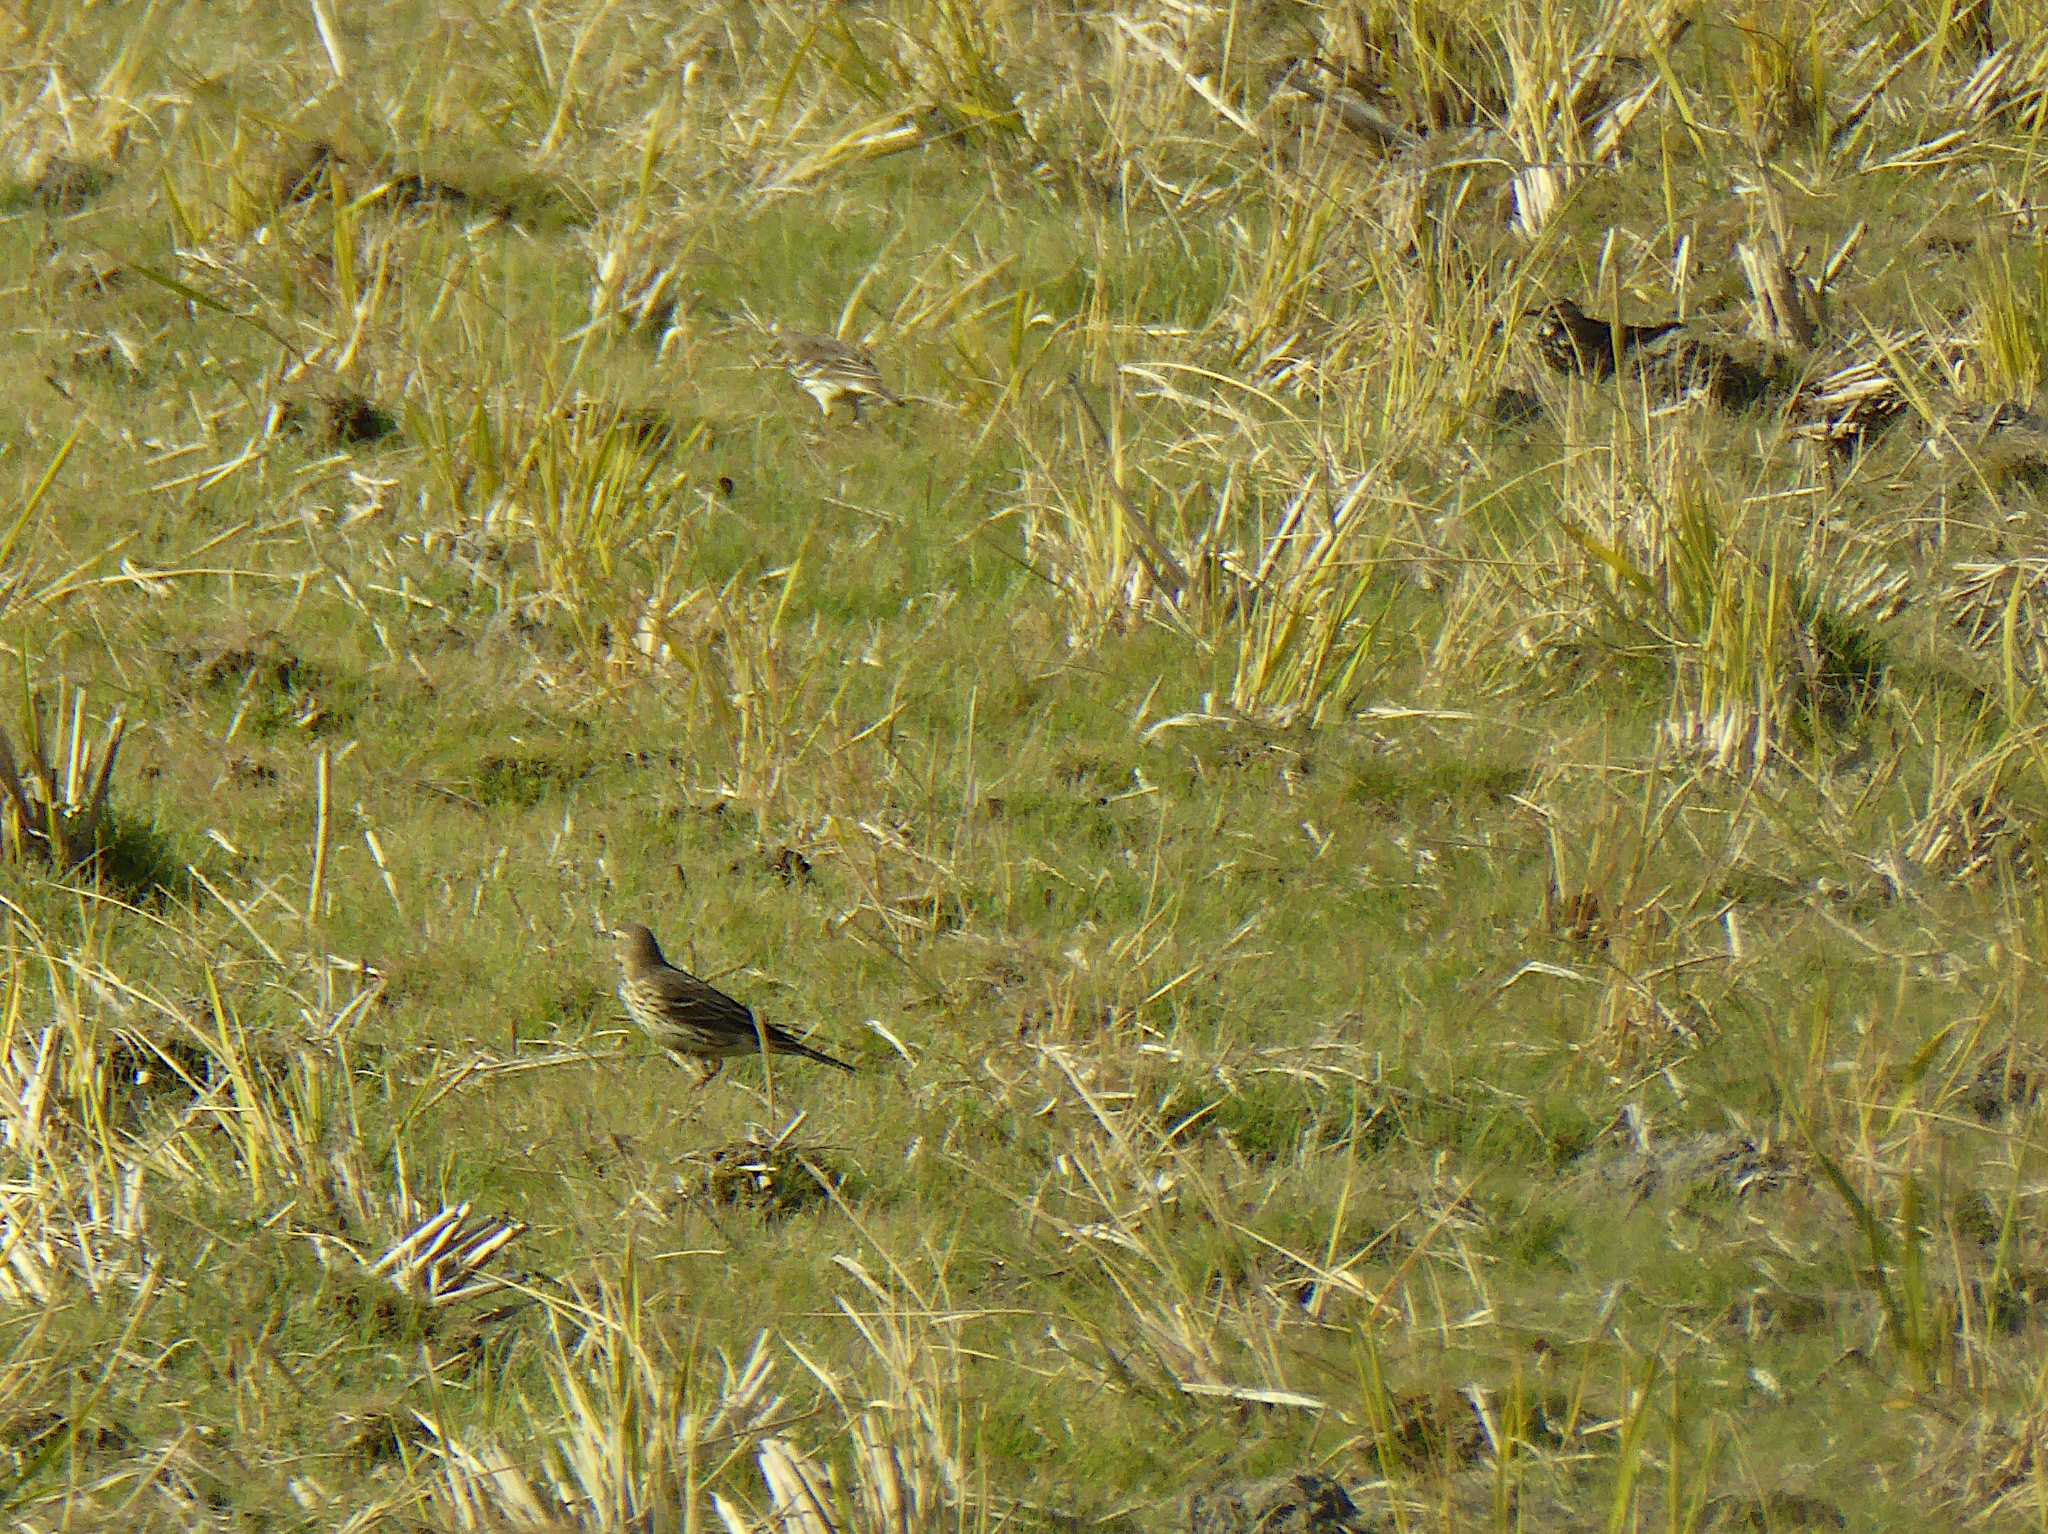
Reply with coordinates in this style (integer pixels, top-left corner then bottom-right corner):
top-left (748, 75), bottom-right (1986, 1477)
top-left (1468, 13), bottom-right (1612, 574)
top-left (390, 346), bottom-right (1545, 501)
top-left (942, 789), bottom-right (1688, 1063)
top-left (611, 922), bottom-right (854, 1070)
top-left (773, 332), bottom-right (901, 408)
top-left (777, 331), bottom-right (878, 372)
top-left (636, 957), bottom-right (755, 1029)
top-left (615, 922), bottom-right (753, 1025)
top-left (1537, 298), bottom-right (1678, 367)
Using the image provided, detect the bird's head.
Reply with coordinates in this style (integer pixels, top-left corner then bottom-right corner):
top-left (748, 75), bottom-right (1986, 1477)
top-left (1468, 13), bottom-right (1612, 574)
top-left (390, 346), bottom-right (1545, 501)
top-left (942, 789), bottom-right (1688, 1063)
top-left (611, 922), bottom-right (664, 968)
top-left (1523, 297), bottom-right (1585, 326)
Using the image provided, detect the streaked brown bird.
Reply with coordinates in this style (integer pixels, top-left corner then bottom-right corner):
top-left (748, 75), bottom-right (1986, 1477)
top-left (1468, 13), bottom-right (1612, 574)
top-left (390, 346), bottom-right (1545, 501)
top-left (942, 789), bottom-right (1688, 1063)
top-left (770, 327), bottom-right (904, 422)
top-left (612, 922), bottom-right (854, 1084)
top-left (1528, 297), bottom-right (1683, 378)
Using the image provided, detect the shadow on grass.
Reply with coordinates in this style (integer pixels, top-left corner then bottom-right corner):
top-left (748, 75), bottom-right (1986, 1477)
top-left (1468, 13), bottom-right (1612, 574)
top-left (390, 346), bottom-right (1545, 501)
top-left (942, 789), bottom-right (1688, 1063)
top-left (75, 809), bottom-right (194, 903)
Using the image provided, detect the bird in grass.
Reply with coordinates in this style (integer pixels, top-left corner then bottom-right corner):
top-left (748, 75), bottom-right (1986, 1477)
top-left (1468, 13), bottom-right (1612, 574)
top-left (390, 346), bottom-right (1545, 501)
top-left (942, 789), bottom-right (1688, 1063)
top-left (769, 326), bottom-right (905, 422)
top-left (1527, 297), bottom-right (1683, 378)
top-left (612, 922), bottom-right (854, 1085)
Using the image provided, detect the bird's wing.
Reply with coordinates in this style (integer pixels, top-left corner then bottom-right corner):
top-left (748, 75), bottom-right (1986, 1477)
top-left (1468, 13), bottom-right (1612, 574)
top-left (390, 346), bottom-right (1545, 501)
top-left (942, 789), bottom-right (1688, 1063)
top-left (654, 966), bottom-right (755, 1027)
top-left (809, 336), bottom-right (880, 374)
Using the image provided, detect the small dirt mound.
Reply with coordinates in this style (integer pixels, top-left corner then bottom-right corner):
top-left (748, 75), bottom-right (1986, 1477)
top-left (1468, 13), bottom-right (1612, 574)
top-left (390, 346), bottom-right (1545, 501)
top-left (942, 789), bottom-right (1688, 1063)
top-left (1704, 1490), bottom-right (1845, 1530)
top-left (30, 156), bottom-right (109, 212)
top-left (1187, 1473), bottom-right (1379, 1534)
top-left (1962, 1045), bottom-right (2045, 1122)
top-left (320, 391), bottom-right (399, 447)
top-left (680, 1137), bottom-right (845, 1219)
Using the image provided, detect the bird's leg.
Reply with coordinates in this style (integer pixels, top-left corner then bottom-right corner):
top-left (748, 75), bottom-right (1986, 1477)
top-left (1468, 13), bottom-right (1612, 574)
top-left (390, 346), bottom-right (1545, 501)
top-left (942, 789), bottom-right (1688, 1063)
top-left (694, 1058), bottom-right (723, 1091)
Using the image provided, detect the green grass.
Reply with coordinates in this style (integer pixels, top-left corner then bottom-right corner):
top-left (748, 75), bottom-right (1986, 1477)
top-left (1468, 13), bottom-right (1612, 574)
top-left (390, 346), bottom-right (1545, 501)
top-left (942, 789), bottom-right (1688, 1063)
top-left (4, 0), bottom-right (2048, 1529)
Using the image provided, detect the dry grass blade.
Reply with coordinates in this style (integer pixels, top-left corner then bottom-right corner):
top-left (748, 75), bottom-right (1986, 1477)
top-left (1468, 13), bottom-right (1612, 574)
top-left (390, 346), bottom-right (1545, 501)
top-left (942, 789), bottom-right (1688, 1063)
top-left (0, 1024), bottom-right (63, 1162)
top-left (1737, 238), bottom-right (1818, 349)
top-left (416, 1415), bottom-right (562, 1530)
top-left (1826, 36), bottom-right (1924, 157)
top-left (757, 1437), bottom-right (840, 1534)
top-left (1270, 57), bottom-right (1416, 152)
top-left (582, 202), bottom-right (698, 345)
top-left (1945, 558), bottom-right (2048, 667)
top-left (1501, 8), bottom-right (1685, 235)
top-left (1788, 358), bottom-right (1910, 454)
top-left (0, 1164), bottom-right (150, 1306)
top-left (851, 1411), bottom-right (928, 1534)
top-left (1949, 42), bottom-right (2048, 126)
top-left (0, 674), bottom-right (126, 872)
top-left (369, 1202), bottom-right (529, 1306)
top-left (1063, 373), bottom-right (1190, 605)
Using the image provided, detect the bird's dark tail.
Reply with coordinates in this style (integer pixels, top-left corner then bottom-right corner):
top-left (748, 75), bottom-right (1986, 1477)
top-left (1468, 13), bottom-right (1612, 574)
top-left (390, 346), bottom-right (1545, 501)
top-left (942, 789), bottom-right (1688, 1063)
top-left (794, 1040), bottom-right (857, 1073)
top-left (765, 1025), bottom-right (856, 1072)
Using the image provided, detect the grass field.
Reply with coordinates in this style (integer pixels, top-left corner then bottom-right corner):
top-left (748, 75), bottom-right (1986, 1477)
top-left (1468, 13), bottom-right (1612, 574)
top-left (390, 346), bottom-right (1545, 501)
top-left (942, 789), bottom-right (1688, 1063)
top-left (4, 0), bottom-right (2048, 1527)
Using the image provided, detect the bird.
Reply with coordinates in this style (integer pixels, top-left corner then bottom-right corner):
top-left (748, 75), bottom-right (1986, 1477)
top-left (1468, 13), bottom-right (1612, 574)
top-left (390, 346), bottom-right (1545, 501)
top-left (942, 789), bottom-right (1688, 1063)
top-left (769, 327), bottom-right (904, 422)
top-left (611, 922), bottom-right (854, 1085)
top-left (1527, 297), bottom-right (1683, 378)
